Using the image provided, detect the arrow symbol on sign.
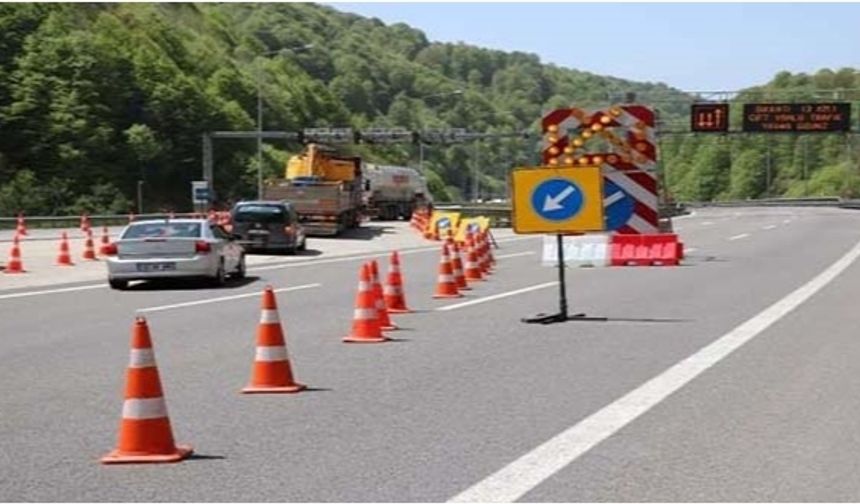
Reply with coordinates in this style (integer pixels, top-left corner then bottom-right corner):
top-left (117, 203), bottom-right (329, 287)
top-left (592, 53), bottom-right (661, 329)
top-left (542, 185), bottom-right (576, 211)
top-left (604, 190), bottom-right (625, 206)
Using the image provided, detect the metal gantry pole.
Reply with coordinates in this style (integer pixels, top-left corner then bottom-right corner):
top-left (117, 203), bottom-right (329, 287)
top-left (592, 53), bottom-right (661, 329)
top-left (472, 140), bottom-right (479, 202)
top-left (803, 135), bottom-right (809, 197)
top-left (256, 61), bottom-right (264, 201)
top-left (766, 139), bottom-right (772, 198)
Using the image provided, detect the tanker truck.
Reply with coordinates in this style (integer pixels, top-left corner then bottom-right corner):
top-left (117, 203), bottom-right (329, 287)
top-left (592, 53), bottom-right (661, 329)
top-left (363, 163), bottom-right (433, 221)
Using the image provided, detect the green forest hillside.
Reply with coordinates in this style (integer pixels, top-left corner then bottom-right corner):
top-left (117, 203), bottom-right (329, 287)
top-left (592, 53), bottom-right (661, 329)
top-left (0, 3), bottom-right (857, 215)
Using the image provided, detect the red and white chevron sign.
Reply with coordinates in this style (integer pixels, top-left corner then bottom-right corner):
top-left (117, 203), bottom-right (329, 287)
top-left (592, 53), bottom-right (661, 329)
top-left (540, 105), bottom-right (658, 234)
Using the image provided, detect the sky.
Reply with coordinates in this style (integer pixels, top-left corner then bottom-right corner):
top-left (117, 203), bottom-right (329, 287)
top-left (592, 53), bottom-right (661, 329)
top-left (327, 2), bottom-right (860, 91)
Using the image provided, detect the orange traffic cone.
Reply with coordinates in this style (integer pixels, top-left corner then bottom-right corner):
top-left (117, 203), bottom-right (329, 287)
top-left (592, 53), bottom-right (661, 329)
top-left (369, 260), bottom-right (397, 330)
top-left (423, 215), bottom-right (437, 240)
top-left (344, 263), bottom-right (388, 343)
top-left (433, 244), bottom-right (462, 299)
top-left (99, 226), bottom-right (112, 256)
top-left (485, 230), bottom-right (496, 265)
top-left (16, 213), bottom-right (27, 236)
top-left (82, 229), bottom-right (97, 261)
top-left (464, 233), bottom-right (484, 282)
top-left (4, 235), bottom-right (24, 274)
top-left (242, 287), bottom-right (306, 394)
top-left (475, 231), bottom-right (490, 275)
top-left (383, 251), bottom-right (412, 313)
top-left (451, 241), bottom-right (470, 290)
top-left (101, 317), bottom-right (192, 464)
top-left (56, 232), bottom-right (74, 266)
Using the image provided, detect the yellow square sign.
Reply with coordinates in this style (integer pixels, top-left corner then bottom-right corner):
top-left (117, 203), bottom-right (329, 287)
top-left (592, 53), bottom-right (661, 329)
top-left (511, 166), bottom-right (605, 234)
top-left (455, 216), bottom-right (490, 242)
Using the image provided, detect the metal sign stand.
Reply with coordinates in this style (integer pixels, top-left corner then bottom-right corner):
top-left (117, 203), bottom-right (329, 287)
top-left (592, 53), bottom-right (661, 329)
top-left (522, 234), bottom-right (607, 325)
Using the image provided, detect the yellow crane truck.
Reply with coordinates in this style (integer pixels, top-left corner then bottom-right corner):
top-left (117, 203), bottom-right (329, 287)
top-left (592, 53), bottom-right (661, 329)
top-left (263, 144), bottom-right (365, 236)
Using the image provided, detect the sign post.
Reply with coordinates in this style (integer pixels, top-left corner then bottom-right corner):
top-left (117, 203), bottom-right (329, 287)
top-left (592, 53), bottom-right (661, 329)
top-left (511, 166), bottom-right (607, 324)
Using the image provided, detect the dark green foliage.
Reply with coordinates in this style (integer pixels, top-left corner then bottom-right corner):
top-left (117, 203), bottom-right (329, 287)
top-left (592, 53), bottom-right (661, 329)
top-left (1, 3), bottom-right (857, 215)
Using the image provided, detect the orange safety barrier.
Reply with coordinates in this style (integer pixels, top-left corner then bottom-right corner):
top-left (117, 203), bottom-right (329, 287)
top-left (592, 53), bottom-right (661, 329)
top-left (609, 234), bottom-right (682, 266)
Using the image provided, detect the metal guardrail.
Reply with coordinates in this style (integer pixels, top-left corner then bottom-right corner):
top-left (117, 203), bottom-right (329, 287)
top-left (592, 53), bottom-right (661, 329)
top-left (0, 212), bottom-right (206, 231)
top-left (5, 197), bottom-right (857, 232)
top-left (434, 201), bottom-right (690, 227)
top-left (686, 197), bottom-right (845, 208)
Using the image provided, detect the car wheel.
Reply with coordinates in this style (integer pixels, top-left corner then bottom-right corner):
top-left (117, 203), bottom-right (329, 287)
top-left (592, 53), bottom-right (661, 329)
top-left (232, 254), bottom-right (246, 279)
top-left (109, 278), bottom-right (128, 290)
top-left (212, 260), bottom-right (227, 287)
top-left (297, 238), bottom-right (306, 252)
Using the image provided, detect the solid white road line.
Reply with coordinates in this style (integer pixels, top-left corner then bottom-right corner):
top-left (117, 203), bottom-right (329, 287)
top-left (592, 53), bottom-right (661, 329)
top-left (763, 225), bottom-right (777, 230)
top-left (685, 247), bottom-right (698, 253)
top-left (702, 221), bottom-right (714, 226)
top-left (783, 219), bottom-right (793, 224)
top-left (728, 233), bottom-right (750, 241)
top-left (436, 282), bottom-right (557, 312)
top-left (0, 235), bottom-right (542, 299)
top-left (137, 283), bottom-right (320, 313)
top-left (0, 283), bottom-right (106, 300)
top-left (448, 236), bottom-right (860, 504)
top-left (494, 251), bottom-right (534, 259)
top-left (249, 235), bottom-right (539, 272)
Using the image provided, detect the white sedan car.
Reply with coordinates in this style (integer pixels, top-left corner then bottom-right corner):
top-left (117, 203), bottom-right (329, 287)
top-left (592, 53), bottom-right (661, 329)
top-left (105, 219), bottom-right (246, 290)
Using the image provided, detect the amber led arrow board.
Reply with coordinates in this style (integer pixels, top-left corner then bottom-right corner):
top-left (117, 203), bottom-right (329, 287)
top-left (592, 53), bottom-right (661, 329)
top-left (691, 103), bottom-right (730, 132)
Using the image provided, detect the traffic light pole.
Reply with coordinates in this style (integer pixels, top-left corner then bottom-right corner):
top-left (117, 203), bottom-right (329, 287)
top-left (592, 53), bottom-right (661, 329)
top-left (522, 234), bottom-right (607, 325)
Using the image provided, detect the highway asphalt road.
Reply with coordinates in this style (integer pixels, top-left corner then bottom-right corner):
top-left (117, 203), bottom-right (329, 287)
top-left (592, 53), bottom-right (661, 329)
top-left (3, 207), bottom-right (860, 501)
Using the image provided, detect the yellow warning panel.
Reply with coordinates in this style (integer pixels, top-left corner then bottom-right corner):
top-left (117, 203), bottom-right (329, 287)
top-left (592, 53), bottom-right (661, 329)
top-left (511, 166), bottom-right (605, 234)
top-left (455, 217), bottom-right (490, 242)
top-left (429, 211), bottom-right (461, 238)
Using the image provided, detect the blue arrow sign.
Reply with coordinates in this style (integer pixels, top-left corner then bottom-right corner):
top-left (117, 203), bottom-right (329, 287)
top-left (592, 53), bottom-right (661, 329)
top-left (531, 178), bottom-right (585, 221)
top-left (603, 180), bottom-right (634, 231)
top-left (438, 217), bottom-right (452, 229)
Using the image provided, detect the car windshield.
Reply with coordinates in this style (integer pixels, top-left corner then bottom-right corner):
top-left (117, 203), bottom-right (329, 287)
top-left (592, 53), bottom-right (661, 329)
top-left (233, 205), bottom-right (290, 224)
top-left (123, 222), bottom-right (202, 239)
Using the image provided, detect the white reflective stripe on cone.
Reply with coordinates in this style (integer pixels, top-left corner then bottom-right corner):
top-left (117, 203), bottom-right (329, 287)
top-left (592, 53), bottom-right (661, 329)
top-left (354, 308), bottom-right (378, 320)
top-left (255, 345), bottom-right (288, 362)
top-left (438, 274), bottom-right (455, 282)
top-left (383, 285), bottom-right (401, 295)
top-left (122, 397), bottom-right (168, 420)
top-left (129, 349), bottom-right (156, 368)
top-left (358, 281), bottom-right (372, 291)
top-left (259, 309), bottom-right (280, 324)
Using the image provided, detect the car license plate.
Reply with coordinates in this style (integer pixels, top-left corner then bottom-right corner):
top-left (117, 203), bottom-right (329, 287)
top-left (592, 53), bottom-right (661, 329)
top-left (248, 230), bottom-right (270, 235)
top-left (136, 262), bottom-right (176, 272)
